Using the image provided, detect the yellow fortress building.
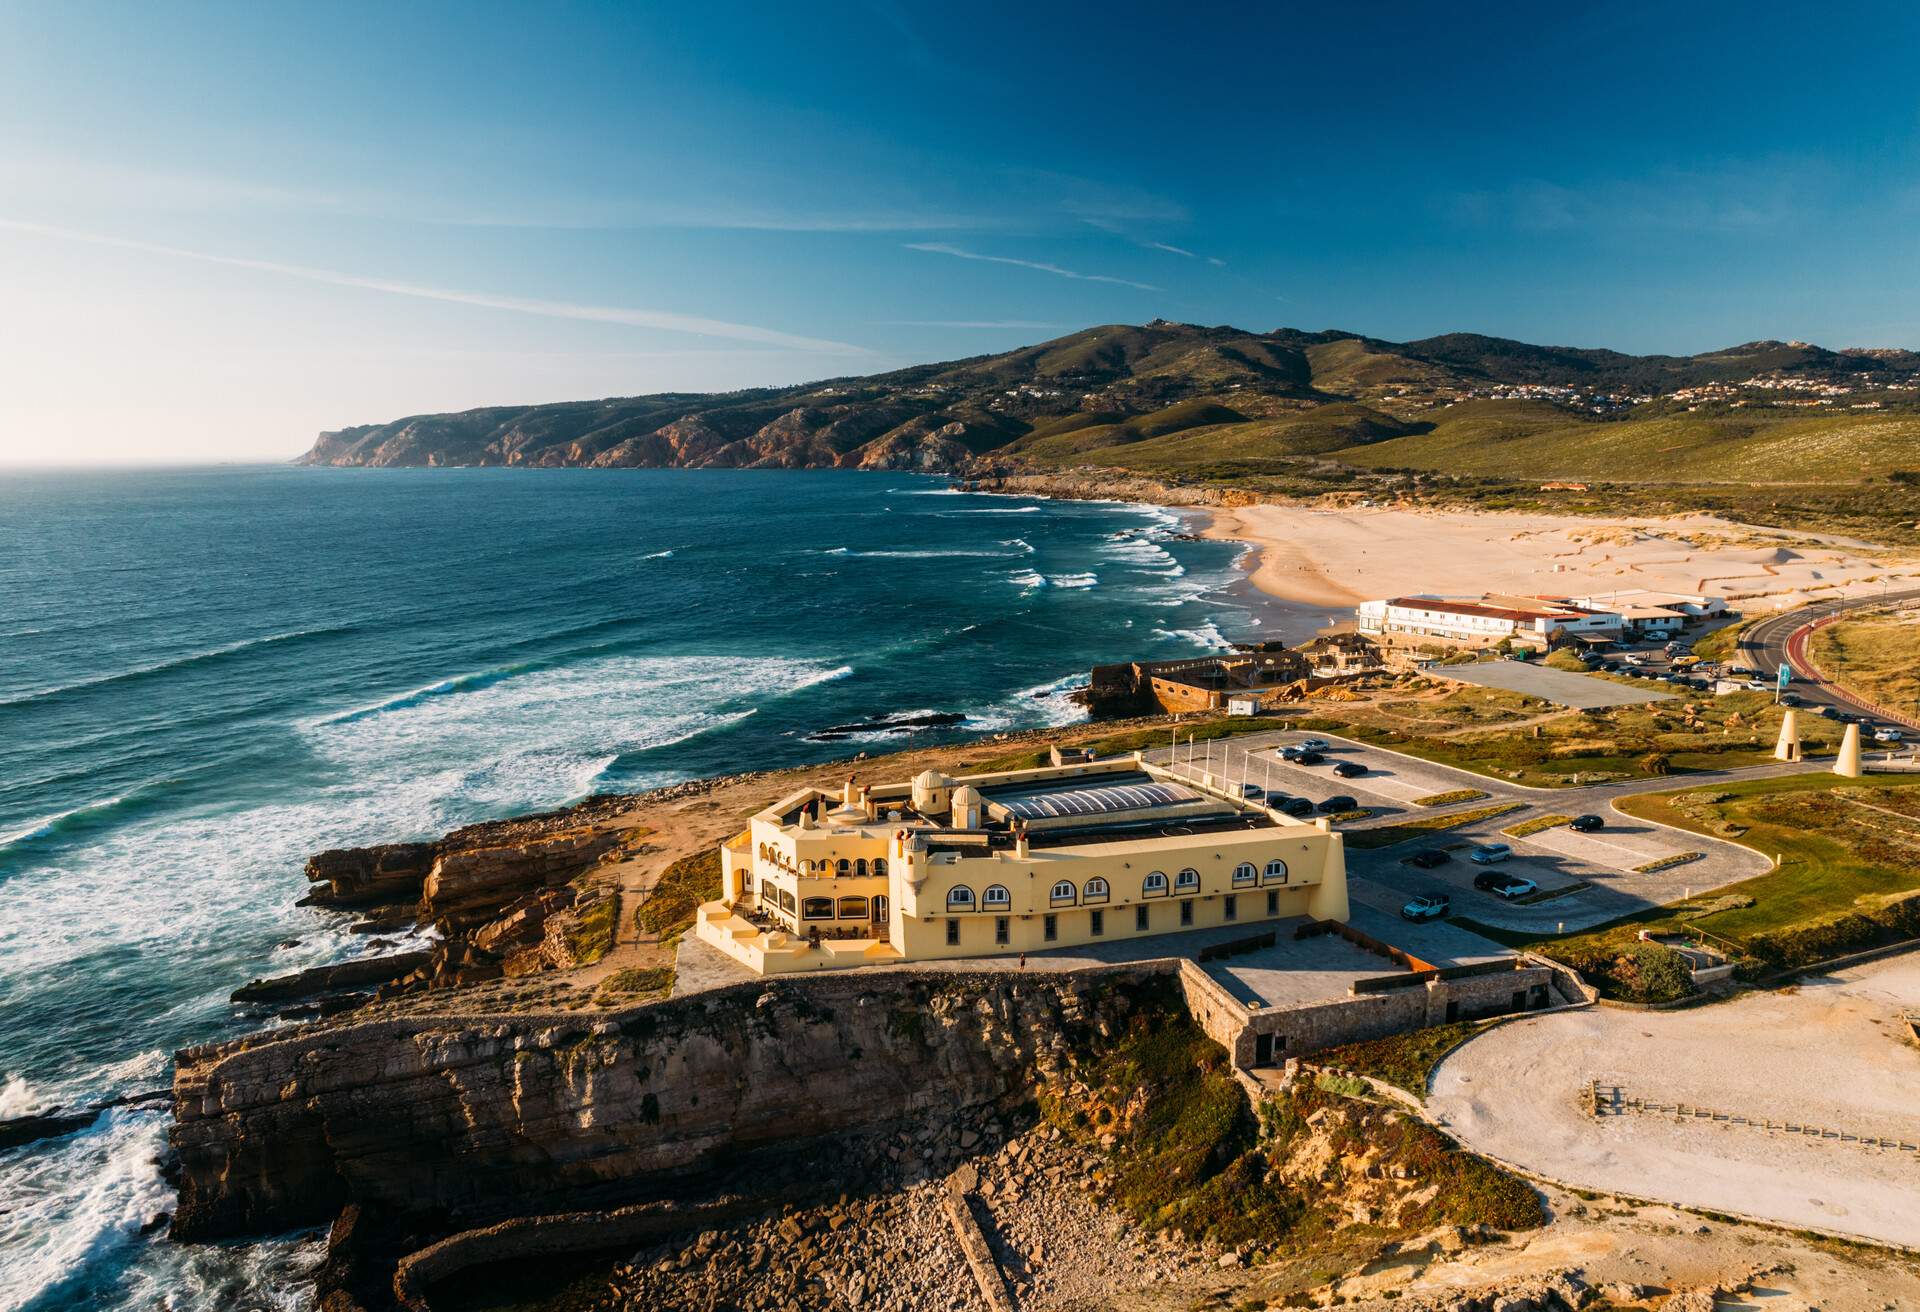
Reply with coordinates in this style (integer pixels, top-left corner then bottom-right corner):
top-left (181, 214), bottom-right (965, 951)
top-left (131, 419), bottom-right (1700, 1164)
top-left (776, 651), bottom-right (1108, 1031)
top-left (695, 751), bottom-right (1350, 975)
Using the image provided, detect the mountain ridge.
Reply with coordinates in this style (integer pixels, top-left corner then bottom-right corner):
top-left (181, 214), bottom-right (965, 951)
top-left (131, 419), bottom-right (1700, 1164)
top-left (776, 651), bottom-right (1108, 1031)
top-left (297, 320), bottom-right (1920, 487)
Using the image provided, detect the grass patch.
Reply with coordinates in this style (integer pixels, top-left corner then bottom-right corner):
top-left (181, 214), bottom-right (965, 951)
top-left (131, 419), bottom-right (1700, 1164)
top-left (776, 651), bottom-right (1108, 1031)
top-left (1808, 610), bottom-right (1920, 715)
top-left (1295, 683), bottom-right (1843, 788)
top-left (1311, 1021), bottom-right (1482, 1097)
top-left (1691, 616), bottom-right (1752, 664)
top-left (1511, 880), bottom-right (1592, 905)
top-left (1633, 851), bottom-right (1704, 874)
top-left (1503, 813), bottom-right (1571, 837)
top-left (595, 965), bottom-right (674, 1004)
top-left (636, 849), bottom-right (723, 943)
top-left (1414, 788), bottom-right (1491, 808)
top-left (976, 716), bottom-right (1277, 772)
top-left (563, 897), bottom-right (617, 966)
top-left (1344, 802), bottom-right (1525, 850)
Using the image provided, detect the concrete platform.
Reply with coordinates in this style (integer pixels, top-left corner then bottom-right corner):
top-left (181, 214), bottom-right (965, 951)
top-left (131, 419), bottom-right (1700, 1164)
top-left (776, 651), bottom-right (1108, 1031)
top-left (1429, 661), bottom-right (1674, 709)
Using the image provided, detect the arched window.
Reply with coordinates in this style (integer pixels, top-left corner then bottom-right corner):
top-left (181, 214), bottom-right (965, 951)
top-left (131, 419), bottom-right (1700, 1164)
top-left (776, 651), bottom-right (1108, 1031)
top-left (873, 857), bottom-right (888, 876)
top-left (946, 885), bottom-right (976, 911)
top-left (1264, 859), bottom-right (1288, 884)
top-left (1233, 862), bottom-right (1258, 886)
top-left (801, 896), bottom-right (834, 920)
top-left (1083, 876), bottom-right (1110, 904)
top-left (1143, 871), bottom-right (1168, 897)
top-left (836, 858), bottom-right (851, 875)
top-left (837, 895), bottom-right (869, 920)
top-left (982, 884), bottom-right (1011, 909)
top-left (1049, 880), bottom-right (1077, 906)
top-left (855, 858), bottom-right (868, 876)
top-left (1175, 868), bottom-right (1200, 892)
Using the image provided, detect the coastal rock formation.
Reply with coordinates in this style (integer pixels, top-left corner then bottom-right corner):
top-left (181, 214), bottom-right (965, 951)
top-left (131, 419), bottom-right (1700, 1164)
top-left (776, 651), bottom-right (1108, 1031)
top-left (170, 966), bottom-right (1165, 1243)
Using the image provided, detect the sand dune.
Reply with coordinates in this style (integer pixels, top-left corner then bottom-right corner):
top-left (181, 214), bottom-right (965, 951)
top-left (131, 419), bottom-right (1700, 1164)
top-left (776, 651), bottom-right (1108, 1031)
top-left (1203, 503), bottom-right (1920, 611)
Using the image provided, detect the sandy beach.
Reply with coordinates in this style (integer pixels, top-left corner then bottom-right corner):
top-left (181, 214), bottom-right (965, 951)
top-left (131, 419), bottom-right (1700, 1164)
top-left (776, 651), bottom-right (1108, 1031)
top-left (1202, 502), bottom-right (1920, 612)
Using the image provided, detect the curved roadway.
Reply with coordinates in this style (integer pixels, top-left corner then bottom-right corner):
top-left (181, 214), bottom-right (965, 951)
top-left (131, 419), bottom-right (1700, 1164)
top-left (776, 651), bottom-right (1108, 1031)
top-left (1738, 587), bottom-right (1920, 730)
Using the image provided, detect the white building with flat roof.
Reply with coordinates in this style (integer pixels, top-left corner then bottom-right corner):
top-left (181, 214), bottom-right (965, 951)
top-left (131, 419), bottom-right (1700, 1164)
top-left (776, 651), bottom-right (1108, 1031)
top-left (1356, 594), bottom-right (1620, 650)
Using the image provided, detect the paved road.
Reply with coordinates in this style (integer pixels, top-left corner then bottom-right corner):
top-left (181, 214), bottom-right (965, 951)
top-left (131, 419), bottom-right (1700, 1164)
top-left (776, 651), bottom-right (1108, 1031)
top-left (1740, 586), bottom-right (1920, 731)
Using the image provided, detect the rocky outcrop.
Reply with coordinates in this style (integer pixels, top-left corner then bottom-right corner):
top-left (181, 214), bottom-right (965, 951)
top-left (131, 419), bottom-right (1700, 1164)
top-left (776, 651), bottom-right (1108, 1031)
top-left (170, 965), bottom-right (1172, 1244)
top-left (230, 951), bottom-right (432, 1004)
top-left (301, 842), bottom-right (438, 909)
top-left (415, 829), bottom-right (614, 931)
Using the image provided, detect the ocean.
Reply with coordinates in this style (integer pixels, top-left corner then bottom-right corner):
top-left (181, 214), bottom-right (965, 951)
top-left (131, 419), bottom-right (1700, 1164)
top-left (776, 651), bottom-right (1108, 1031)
top-left (0, 465), bottom-right (1318, 1310)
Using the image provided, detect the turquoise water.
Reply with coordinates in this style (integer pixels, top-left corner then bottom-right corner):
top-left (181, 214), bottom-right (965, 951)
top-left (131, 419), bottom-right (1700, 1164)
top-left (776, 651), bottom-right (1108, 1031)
top-left (0, 466), bottom-right (1300, 1310)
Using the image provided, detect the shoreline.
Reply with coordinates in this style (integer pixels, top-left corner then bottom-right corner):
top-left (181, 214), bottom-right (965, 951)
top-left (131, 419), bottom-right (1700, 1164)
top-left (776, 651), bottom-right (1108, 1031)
top-left (960, 469), bottom-right (1920, 613)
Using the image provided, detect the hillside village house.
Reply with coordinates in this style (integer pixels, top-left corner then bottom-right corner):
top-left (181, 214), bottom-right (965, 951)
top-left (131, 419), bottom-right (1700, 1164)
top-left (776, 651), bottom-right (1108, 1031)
top-left (1355, 593), bottom-right (1622, 651)
top-left (695, 753), bottom-right (1350, 975)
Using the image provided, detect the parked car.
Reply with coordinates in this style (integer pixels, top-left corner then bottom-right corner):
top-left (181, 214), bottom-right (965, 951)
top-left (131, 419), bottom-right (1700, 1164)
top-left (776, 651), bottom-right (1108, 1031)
top-left (1275, 796), bottom-right (1316, 818)
top-left (1294, 750), bottom-right (1326, 766)
top-left (1331, 760), bottom-right (1367, 778)
top-left (1819, 705), bottom-right (1843, 720)
top-left (1569, 814), bottom-right (1604, 833)
top-left (1297, 738), bottom-right (1331, 753)
top-left (1727, 665), bottom-right (1758, 679)
top-left (1473, 871), bottom-right (1538, 899)
top-left (1671, 654), bottom-right (1702, 668)
top-left (1873, 726), bottom-right (1905, 743)
top-left (1467, 842), bottom-right (1513, 864)
top-left (1278, 745), bottom-right (1305, 761)
top-left (1406, 848), bottom-right (1452, 869)
top-left (1316, 794), bottom-right (1358, 814)
top-left (1779, 691), bottom-right (1803, 707)
top-left (1401, 894), bottom-right (1451, 922)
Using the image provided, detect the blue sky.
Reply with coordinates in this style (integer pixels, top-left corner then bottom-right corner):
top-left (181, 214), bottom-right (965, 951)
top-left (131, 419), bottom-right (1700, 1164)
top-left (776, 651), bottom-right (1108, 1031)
top-left (2, 1), bottom-right (1918, 461)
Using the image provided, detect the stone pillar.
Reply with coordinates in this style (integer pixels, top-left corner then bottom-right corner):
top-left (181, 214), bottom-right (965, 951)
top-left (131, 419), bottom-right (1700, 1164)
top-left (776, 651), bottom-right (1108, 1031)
top-left (1773, 709), bottom-right (1800, 762)
top-left (1835, 722), bottom-right (1863, 778)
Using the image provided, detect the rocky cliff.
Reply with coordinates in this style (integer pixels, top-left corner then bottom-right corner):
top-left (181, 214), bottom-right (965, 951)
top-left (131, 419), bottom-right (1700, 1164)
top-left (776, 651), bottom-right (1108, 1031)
top-left (170, 964), bottom-right (1170, 1243)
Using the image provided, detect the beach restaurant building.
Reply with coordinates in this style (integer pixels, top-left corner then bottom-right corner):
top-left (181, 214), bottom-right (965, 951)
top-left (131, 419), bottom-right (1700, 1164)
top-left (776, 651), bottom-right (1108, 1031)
top-left (1355, 593), bottom-right (1622, 651)
top-left (694, 754), bottom-right (1350, 976)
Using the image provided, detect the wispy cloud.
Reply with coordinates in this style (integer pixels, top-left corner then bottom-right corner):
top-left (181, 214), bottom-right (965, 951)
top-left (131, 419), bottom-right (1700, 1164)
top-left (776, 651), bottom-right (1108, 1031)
top-left (870, 319), bottom-right (1063, 330)
top-left (0, 218), bottom-right (869, 353)
top-left (904, 242), bottom-right (1158, 292)
top-left (1145, 241), bottom-right (1195, 258)
top-left (1442, 164), bottom-right (1830, 235)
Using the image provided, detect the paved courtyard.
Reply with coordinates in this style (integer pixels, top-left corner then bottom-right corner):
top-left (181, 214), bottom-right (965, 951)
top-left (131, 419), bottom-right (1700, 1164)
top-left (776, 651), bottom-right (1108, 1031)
top-left (1429, 951), bottom-right (1920, 1249)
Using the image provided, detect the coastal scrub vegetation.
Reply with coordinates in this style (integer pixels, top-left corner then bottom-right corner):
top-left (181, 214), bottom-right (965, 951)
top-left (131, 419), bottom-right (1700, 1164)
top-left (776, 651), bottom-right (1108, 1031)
top-left (1309, 1021), bottom-right (1484, 1097)
top-left (637, 849), bottom-right (723, 943)
top-left (1297, 683), bottom-right (1844, 787)
top-left (1807, 610), bottom-right (1920, 716)
top-left (978, 716), bottom-right (1274, 772)
top-left (1046, 1005), bottom-right (1540, 1265)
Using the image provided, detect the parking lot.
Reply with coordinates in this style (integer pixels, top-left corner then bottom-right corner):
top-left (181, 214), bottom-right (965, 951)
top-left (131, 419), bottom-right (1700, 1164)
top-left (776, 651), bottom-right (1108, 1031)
top-left (1150, 728), bottom-right (1775, 939)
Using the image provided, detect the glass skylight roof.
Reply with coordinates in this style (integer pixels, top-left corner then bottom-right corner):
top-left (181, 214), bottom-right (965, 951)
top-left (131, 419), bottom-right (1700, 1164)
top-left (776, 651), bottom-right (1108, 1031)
top-left (997, 781), bottom-right (1199, 820)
